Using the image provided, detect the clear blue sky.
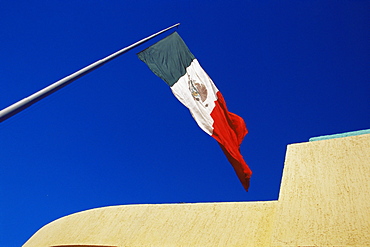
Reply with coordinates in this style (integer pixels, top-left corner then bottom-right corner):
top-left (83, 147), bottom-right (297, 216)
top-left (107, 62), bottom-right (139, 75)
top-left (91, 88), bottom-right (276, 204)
top-left (0, 1), bottom-right (369, 246)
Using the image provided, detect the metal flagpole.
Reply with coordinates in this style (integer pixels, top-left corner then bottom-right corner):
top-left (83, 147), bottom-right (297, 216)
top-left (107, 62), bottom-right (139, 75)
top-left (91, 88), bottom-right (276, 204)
top-left (0, 23), bottom-right (180, 123)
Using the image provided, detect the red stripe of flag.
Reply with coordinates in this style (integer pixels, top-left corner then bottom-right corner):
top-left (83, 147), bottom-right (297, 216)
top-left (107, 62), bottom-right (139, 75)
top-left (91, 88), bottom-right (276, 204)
top-left (211, 91), bottom-right (252, 191)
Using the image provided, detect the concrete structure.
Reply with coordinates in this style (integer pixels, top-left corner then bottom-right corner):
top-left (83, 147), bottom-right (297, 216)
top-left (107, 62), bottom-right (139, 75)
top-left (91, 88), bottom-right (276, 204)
top-left (23, 131), bottom-right (370, 247)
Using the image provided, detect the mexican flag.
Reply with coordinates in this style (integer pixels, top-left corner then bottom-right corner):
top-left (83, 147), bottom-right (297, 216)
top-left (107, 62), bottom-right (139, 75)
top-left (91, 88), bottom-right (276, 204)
top-left (137, 32), bottom-right (252, 191)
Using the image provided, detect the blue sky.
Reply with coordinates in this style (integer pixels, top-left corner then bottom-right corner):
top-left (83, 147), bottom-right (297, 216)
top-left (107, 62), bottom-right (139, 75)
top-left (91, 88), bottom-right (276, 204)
top-left (0, 1), bottom-right (369, 246)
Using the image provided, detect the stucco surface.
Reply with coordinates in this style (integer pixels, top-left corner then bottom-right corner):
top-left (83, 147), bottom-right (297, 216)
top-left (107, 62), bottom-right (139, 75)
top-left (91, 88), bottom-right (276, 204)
top-left (23, 133), bottom-right (370, 247)
top-left (272, 134), bottom-right (370, 246)
top-left (24, 201), bottom-right (277, 247)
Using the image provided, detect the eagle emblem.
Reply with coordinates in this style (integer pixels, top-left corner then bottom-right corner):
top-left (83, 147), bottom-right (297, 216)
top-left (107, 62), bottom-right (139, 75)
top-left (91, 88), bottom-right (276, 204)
top-left (188, 76), bottom-right (208, 107)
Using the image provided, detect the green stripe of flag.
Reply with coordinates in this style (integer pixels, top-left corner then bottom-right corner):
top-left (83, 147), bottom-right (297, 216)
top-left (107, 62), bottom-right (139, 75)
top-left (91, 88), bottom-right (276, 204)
top-left (137, 32), bottom-right (195, 87)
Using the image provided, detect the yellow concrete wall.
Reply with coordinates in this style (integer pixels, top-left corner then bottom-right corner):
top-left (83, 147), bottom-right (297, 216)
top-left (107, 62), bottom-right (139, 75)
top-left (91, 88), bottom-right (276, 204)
top-left (23, 133), bottom-right (370, 247)
top-left (24, 201), bottom-right (277, 247)
top-left (272, 133), bottom-right (370, 246)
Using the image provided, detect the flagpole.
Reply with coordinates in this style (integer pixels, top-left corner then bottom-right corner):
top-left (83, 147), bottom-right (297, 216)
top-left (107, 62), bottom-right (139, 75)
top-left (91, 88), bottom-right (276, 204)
top-left (0, 23), bottom-right (180, 123)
